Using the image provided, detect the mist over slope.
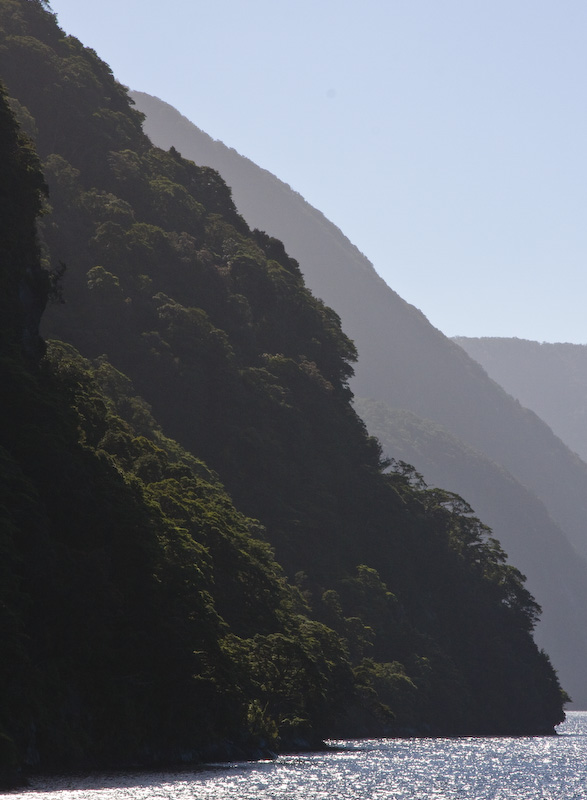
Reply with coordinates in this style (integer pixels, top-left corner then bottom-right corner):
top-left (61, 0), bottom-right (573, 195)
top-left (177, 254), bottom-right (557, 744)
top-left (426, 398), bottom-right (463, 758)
top-left (132, 90), bottom-right (587, 707)
top-left (455, 337), bottom-right (587, 464)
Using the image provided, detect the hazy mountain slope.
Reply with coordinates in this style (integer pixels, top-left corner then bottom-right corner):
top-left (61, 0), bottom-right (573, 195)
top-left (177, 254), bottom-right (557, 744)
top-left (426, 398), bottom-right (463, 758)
top-left (132, 90), bottom-right (587, 706)
top-left (355, 398), bottom-right (587, 706)
top-left (454, 337), bottom-right (587, 463)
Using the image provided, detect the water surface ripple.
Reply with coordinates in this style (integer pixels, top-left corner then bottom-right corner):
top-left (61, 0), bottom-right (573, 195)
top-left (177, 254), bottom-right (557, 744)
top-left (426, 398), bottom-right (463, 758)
top-left (15, 711), bottom-right (587, 800)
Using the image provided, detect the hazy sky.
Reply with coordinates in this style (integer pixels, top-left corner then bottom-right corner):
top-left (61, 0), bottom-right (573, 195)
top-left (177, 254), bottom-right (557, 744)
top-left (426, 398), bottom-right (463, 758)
top-left (48, 0), bottom-right (587, 343)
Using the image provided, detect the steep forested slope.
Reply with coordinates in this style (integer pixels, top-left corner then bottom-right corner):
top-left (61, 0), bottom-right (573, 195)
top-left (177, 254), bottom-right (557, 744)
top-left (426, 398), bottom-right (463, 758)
top-left (455, 337), bottom-right (587, 464)
top-left (355, 397), bottom-right (587, 705)
top-left (0, 74), bottom-right (364, 783)
top-left (0, 0), bottom-right (566, 782)
top-left (131, 90), bottom-right (587, 564)
top-left (132, 90), bottom-right (587, 707)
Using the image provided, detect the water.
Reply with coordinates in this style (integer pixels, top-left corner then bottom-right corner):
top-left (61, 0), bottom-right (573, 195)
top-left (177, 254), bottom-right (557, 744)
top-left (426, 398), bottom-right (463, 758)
top-left (12, 712), bottom-right (587, 800)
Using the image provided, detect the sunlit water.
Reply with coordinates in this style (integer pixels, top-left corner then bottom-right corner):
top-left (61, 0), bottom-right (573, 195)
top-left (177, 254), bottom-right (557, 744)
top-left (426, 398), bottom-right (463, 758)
top-left (12, 712), bottom-right (587, 799)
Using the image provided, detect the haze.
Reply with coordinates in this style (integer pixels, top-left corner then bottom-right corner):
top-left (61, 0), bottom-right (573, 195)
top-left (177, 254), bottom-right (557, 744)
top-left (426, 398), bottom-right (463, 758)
top-left (48, 0), bottom-right (587, 343)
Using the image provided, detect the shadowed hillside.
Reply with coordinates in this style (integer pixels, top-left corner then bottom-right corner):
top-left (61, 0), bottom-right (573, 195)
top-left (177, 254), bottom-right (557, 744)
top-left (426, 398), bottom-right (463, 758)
top-left (355, 397), bottom-right (587, 704)
top-left (0, 0), bottom-right (566, 782)
top-left (132, 90), bottom-right (587, 707)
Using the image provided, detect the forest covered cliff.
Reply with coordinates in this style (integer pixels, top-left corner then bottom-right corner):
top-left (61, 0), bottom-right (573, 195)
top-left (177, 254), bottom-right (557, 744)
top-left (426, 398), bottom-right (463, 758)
top-left (132, 89), bottom-right (587, 710)
top-left (0, 0), bottom-right (566, 784)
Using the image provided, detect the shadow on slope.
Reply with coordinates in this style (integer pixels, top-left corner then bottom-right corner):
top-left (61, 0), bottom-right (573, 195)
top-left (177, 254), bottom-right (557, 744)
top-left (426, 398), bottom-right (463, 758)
top-left (356, 398), bottom-right (587, 707)
top-left (132, 90), bottom-right (587, 707)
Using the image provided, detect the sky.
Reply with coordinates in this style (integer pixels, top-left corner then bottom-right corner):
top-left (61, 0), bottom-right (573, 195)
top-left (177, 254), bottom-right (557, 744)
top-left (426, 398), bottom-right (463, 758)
top-left (47, 0), bottom-right (587, 343)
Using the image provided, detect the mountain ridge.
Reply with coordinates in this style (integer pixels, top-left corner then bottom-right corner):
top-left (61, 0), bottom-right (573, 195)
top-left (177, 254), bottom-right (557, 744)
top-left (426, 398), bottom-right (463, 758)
top-left (355, 397), bottom-right (587, 696)
top-left (0, 0), bottom-right (566, 782)
top-left (131, 90), bottom-right (587, 707)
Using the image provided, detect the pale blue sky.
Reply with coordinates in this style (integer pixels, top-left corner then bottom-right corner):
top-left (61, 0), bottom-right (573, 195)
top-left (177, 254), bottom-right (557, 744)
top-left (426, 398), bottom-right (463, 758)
top-left (48, 0), bottom-right (587, 342)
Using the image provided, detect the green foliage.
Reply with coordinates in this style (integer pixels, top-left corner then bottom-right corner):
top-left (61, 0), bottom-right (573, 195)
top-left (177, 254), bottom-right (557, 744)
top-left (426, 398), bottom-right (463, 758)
top-left (0, 0), bottom-right (568, 779)
top-left (0, 333), bottom-right (363, 770)
top-left (353, 659), bottom-right (418, 726)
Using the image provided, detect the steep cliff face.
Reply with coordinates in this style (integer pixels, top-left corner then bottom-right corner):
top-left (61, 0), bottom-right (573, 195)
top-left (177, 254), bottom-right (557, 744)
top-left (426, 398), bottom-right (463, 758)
top-left (132, 89), bottom-right (587, 708)
top-left (130, 91), bottom-right (587, 559)
top-left (0, 78), bottom-right (360, 779)
top-left (355, 397), bottom-right (587, 707)
top-left (0, 0), bottom-right (567, 781)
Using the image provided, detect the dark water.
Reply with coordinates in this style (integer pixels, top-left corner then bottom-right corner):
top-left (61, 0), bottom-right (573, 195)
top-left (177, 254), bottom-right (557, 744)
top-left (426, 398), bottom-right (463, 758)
top-left (14, 712), bottom-right (587, 799)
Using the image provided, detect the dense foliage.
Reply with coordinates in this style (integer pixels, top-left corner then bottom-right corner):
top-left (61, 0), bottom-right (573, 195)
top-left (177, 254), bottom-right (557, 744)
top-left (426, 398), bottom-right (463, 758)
top-left (0, 0), bottom-right (566, 782)
top-left (133, 89), bottom-right (587, 712)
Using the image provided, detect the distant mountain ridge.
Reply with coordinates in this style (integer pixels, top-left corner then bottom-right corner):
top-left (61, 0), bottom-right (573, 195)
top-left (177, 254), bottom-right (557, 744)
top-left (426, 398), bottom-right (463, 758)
top-left (454, 337), bottom-right (587, 463)
top-left (132, 90), bottom-right (587, 706)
